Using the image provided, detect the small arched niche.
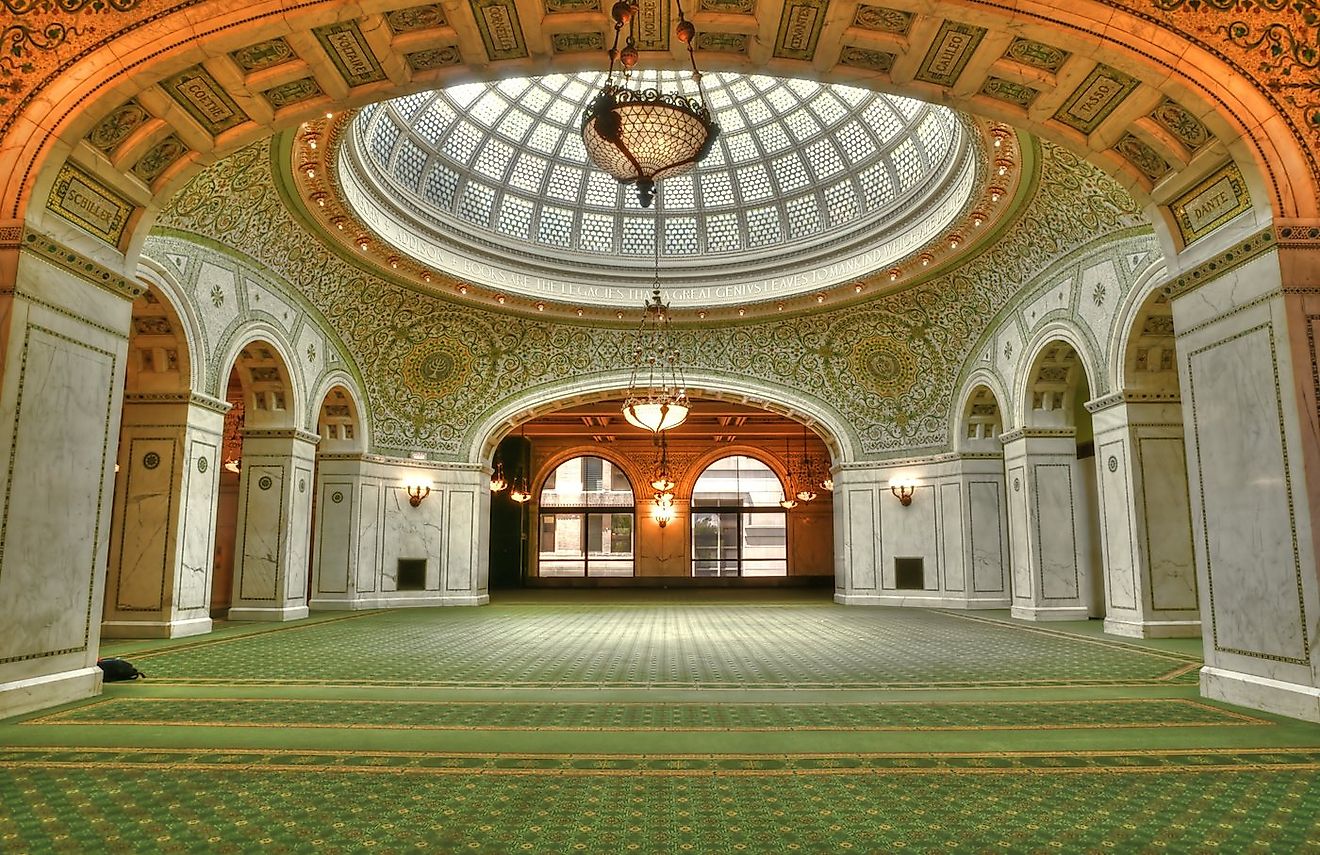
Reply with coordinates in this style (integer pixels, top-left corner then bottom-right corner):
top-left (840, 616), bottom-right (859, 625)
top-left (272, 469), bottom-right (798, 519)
top-left (959, 385), bottom-right (1004, 452)
top-left (126, 287), bottom-right (192, 394)
top-left (316, 385), bottom-right (365, 454)
top-left (1121, 291), bottom-right (1180, 398)
top-left (1024, 341), bottom-right (1091, 429)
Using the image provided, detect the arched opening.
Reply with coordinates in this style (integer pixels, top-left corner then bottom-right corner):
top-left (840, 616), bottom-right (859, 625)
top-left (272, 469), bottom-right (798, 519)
top-left (486, 395), bottom-right (835, 590)
top-left (102, 283), bottom-right (217, 638)
top-left (212, 337), bottom-right (313, 621)
top-left (958, 384), bottom-right (1004, 454)
top-left (691, 455), bottom-right (789, 578)
top-left (308, 382), bottom-right (367, 607)
top-left (536, 455), bottom-right (635, 578)
top-left (1006, 336), bottom-right (1105, 620)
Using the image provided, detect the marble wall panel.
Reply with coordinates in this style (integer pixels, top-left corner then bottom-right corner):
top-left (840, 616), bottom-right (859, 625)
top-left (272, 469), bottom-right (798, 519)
top-left (237, 464), bottom-right (284, 601)
top-left (382, 486), bottom-right (442, 591)
top-left (940, 483), bottom-right (965, 592)
top-left (1098, 439), bottom-right (1137, 611)
top-left (444, 489), bottom-right (471, 592)
top-left (316, 479), bottom-right (354, 594)
top-left (968, 480), bottom-right (1006, 593)
top-left (881, 484), bottom-right (938, 589)
top-left (0, 326), bottom-right (115, 663)
top-left (113, 437), bottom-right (176, 611)
top-left (1138, 436), bottom-right (1198, 611)
top-left (1006, 465), bottom-right (1031, 601)
top-left (1033, 463), bottom-right (1079, 600)
top-left (357, 482), bottom-right (381, 594)
top-left (1189, 325), bottom-right (1307, 663)
top-left (177, 436), bottom-right (219, 611)
top-left (286, 464), bottom-right (314, 602)
top-left (846, 489), bottom-right (878, 590)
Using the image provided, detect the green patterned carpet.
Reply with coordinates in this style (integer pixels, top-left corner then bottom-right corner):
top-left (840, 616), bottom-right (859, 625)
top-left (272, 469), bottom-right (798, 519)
top-left (3, 595), bottom-right (1318, 852)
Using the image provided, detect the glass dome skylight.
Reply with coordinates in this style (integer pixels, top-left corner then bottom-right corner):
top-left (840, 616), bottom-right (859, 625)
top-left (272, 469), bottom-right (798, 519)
top-left (336, 72), bottom-right (981, 308)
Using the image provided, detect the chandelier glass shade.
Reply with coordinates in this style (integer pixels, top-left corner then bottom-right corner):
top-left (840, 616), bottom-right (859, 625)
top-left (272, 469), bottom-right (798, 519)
top-left (581, 0), bottom-right (718, 208)
top-left (623, 288), bottom-right (691, 433)
top-left (489, 459), bottom-right (508, 493)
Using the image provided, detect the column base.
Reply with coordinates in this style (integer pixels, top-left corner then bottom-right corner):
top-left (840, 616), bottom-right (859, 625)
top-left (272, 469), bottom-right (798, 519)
top-left (0, 666), bottom-right (101, 720)
top-left (1201, 665), bottom-right (1320, 723)
top-left (1010, 604), bottom-right (1089, 621)
top-left (227, 605), bottom-right (310, 622)
top-left (834, 592), bottom-right (1011, 608)
top-left (1103, 617), bottom-right (1201, 639)
top-left (101, 616), bottom-right (213, 639)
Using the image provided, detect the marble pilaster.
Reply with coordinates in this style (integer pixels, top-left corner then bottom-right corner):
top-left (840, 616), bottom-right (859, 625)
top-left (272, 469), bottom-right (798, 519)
top-left (101, 393), bottom-right (229, 638)
top-left (1167, 228), bottom-right (1320, 721)
top-left (1001, 428), bottom-right (1097, 621)
top-left (228, 428), bottom-right (318, 621)
top-left (0, 232), bottom-right (138, 718)
top-left (1085, 395), bottom-right (1199, 638)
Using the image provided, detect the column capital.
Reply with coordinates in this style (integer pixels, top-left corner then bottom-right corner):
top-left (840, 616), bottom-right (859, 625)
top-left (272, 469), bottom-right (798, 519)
top-left (241, 427), bottom-right (322, 445)
top-left (123, 391), bottom-right (232, 414)
top-left (5, 226), bottom-right (143, 302)
top-left (998, 426), bottom-right (1076, 443)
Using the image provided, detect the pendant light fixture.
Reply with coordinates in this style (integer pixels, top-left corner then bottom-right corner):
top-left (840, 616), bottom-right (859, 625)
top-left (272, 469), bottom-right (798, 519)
top-left (779, 436), bottom-right (798, 510)
top-left (490, 457), bottom-right (508, 493)
top-left (622, 208), bottom-right (691, 433)
top-left (509, 425), bottom-right (533, 503)
top-left (795, 425), bottom-right (818, 503)
top-left (582, 0), bottom-right (719, 207)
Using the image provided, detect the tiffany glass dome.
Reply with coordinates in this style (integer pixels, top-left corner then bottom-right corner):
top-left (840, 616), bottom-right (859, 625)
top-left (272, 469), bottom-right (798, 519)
top-left (337, 72), bottom-right (983, 309)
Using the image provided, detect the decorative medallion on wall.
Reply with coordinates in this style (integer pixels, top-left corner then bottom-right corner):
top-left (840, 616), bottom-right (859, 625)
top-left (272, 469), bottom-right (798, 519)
top-left (1013, 477), bottom-right (1021, 492)
top-left (1107, 456), bottom-right (1118, 473)
top-left (402, 341), bottom-right (475, 400)
top-left (132, 134), bottom-right (188, 184)
top-left (258, 475), bottom-right (273, 491)
top-left (332, 490), bottom-right (344, 504)
top-left (198, 457), bottom-right (208, 473)
top-left (1172, 163), bottom-right (1252, 245)
top-left (848, 334), bottom-right (920, 398)
top-left (143, 451), bottom-right (161, 469)
top-left (551, 33), bottom-right (604, 53)
top-left (1114, 133), bottom-right (1170, 181)
top-left (1004, 38), bottom-right (1069, 74)
top-left (299, 478), bottom-right (306, 493)
top-left (1150, 98), bottom-right (1211, 153)
top-left (231, 38), bottom-right (297, 73)
top-left (46, 163), bottom-right (134, 246)
top-left (407, 48), bottom-right (462, 72)
top-left (385, 4), bottom-right (450, 33)
top-left (852, 5), bottom-right (913, 35)
top-left (263, 78), bottom-right (323, 111)
top-left (86, 100), bottom-right (149, 153)
top-left (696, 33), bottom-right (748, 54)
top-left (840, 47), bottom-right (896, 73)
top-left (981, 78), bottom-right (1039, 108)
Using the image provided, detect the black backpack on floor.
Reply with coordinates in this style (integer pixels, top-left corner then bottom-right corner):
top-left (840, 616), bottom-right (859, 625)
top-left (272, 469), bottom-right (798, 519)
top-left (97, 658), bottom-right (145, 682)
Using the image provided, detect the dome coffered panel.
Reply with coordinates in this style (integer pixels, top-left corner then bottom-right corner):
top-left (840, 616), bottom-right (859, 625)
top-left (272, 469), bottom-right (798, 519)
top-left (6, 0), bottom-right (1313, 259)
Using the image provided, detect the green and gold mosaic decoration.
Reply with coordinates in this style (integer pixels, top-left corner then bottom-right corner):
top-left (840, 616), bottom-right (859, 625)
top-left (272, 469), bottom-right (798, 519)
top-left (3, 596), bottom-right (1319, 852)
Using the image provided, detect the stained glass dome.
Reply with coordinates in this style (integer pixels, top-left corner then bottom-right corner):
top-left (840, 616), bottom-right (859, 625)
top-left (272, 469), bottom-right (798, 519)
top-left (336, 72), bottom-right (982, 308)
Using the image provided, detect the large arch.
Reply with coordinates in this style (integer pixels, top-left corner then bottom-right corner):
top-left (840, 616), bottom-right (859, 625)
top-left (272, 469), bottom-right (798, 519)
top-left (3, 0), bottom-right (1312, 273)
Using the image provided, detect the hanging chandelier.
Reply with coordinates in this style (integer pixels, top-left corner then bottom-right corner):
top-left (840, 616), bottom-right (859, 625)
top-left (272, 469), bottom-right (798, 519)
top-left (794, 425), bottom-right (818, 503)
top-left (622, 208), bottom-right (691, 433)
top-left (489, 458), bottom-right (508, 493)
top-left (581, 0), bottom-right (719, 208)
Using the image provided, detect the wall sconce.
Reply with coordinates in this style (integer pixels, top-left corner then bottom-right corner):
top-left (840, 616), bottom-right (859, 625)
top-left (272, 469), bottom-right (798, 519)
top-left (404, 476), bottom-right (432, 507)
top-left (653, 491), bottom-right (675, 528)
top-left (890, 478), bottom-right (916, 506)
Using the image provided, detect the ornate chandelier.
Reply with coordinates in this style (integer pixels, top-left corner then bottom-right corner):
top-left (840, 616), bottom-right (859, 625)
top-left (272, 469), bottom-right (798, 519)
top-left (622, 214), bottom-right (691, 433)
top-left (581, 0), bottom-right (719, 207)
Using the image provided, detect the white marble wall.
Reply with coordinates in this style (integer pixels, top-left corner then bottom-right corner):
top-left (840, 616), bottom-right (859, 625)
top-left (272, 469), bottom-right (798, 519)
top-left (309, 457), bottom-right (490, 609)
top-left (833, 456), bottom-right (1009, 608)
top-left (228, 429), bottom-right (318, 621)
top-left (1087, 396), bottom-right (1199, 638)
top-left (102, 394), bottom-right (227, 638)
top-left (1170, 247), bottom-right (1320, 721)
top-left (1002, 429), bottom-right (1099, 620)
top-left (0, 245), bottom-right (135, 718)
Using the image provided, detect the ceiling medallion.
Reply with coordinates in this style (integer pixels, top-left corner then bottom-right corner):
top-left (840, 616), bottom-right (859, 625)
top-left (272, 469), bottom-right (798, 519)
top-left (581, 0), bottom-right (719, 207)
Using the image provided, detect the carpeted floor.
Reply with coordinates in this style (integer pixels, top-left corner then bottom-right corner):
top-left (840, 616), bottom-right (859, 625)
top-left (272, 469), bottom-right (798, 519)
top-left (2, 592), bottom-right (1318, 852)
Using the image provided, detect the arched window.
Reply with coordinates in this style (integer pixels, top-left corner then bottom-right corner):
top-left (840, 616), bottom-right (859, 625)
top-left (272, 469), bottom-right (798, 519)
top-left (691, 455), bottom-right (787, 578)
top-left (537, 456), bottom-right (634, 577)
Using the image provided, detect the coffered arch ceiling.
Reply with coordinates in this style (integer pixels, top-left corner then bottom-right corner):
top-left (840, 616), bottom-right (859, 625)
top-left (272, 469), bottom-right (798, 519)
top-left (6, 0), bottom-right (1316, 265)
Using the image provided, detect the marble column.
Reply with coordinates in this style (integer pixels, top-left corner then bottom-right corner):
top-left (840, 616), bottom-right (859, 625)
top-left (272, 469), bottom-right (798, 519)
top-left (310, 457), bottom-right (490, 608)
top-left (228, 428), bottom-right (318, 621)
top-left (0, 232), bottom-right (138, 718)
top-left (1001, 428), bottom-right (1097, 620)
top-left (833, 458), bottom-right (1009, 607)
top-left (1168, 228), bottom-right (1320, 722)
top-left (1085, 395), bottom-right (1199, 638)
top-left (101, 393), bottom-right (229, 638)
